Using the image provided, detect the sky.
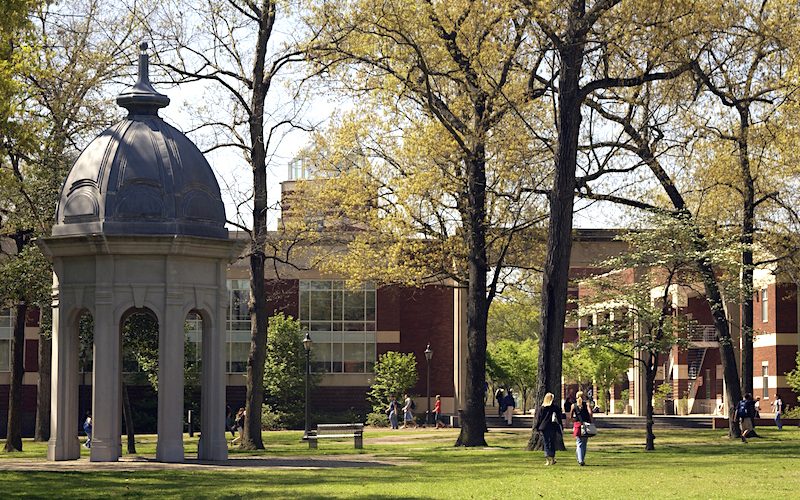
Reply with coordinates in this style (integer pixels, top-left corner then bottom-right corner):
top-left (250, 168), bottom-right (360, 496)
top-left (118, 5), bottom-right (622, 233)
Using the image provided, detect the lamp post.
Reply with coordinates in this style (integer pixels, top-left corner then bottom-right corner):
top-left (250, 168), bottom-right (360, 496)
top-left (424, 343), bottom-right (433, 426)
top-left (303, 332), bottom-right (313, 438)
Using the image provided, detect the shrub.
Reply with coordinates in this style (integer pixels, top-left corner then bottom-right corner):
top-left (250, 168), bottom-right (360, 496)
top-left (261, 404), bottom-right (285, 431)
top-left (367, 351), bottom-right (418, 412)
top-left (366, 411), bottom-right (390, 427)
top-left (263, 313), bottom-right (318, 430)
top-left (783, 405), bottom-right (800, 419)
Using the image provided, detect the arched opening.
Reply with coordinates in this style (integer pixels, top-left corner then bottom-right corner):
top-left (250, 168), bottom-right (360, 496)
top-left (120, 308), bottom-right (159, 455)
top-left (77, 310), bottom-right (94, 455)
top-left (184, 311), bottom-right (203, 451)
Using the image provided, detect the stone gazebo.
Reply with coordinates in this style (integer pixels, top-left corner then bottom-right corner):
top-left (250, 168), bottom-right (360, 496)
top-left (38, 44), bottom-right (241, 463)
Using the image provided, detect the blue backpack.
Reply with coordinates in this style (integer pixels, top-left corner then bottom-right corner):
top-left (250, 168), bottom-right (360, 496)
top-left (736, 400), bottom-right (748, 419)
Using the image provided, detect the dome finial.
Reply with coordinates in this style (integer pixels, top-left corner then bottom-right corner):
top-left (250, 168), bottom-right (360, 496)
top-left (116, 41), bottom-right (170, 116)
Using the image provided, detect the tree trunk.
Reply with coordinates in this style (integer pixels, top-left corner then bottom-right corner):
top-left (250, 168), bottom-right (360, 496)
top-left (632, 136), bottom-right (744, 438)
top-left (122, 382), bottom-right (136, 454)
top-left (738, 108), bottom-right (755, 397)
top-left (34, 332), bottom-right (51, 442)
top-left (241, 1), bottom-right (274, 451)
top-left (645, 362), bottom-right (656, 451)
top-left (691, 226), bottom-right (743, 437)
top-left (528, 7), bottom-right (586, 451)
top-left (455, 150), bottom-right (489, 447)
top-left (4, 302), bottom-right (27, 452)
top-left (243, 251), bottom-right (268, 450)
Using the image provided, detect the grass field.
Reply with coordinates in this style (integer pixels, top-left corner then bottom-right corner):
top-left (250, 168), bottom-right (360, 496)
top-left (0, 426), bottom-right (798, 499)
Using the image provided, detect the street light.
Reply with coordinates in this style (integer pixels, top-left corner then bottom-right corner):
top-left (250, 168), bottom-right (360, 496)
top-left (424, 343), bottom-right (433, 426)
top-left (303, 332), bottom-right (313, 438)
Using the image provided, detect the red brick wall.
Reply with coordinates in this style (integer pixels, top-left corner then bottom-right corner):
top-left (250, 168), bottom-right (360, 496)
top-left (775, 283), bottom-right (797, 334)
top-left (24, 339), bottom-right (38, 372)
top-left (684, 296), bottom-right (714, 325)
top-left (377, 285), bottom-right (454, 398)
top-left (25, 307), bottom-right (40, 328)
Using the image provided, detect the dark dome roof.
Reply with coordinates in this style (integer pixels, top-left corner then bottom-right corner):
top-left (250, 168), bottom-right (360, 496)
top-left (52, 43), bottom-right (227, 239)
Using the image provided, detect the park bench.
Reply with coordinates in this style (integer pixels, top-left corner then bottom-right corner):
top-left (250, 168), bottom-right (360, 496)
top-left (304, 423), bottom-right (364, 449)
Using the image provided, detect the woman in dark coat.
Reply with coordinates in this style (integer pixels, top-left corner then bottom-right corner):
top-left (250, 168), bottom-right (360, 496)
top-left (535, 392), bottom-right (562, 466)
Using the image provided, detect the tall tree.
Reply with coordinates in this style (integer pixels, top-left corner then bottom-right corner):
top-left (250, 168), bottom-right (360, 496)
top-left (524, 0), bottom-right (703, 450)
top-left (153, 0), bottom-right (308, 449)
top-left (0, 0), bottom-right (46, 453)
top-left (575, 79), bottom-right (746, 436)
top-left (578, 219), bottom-right (696, 449)
top-left (689, 0), bottom-right (800, 395)
top-left (305, 0), bottom-right (547, 446)
top-left (27, 0), bottom-right (142, 443)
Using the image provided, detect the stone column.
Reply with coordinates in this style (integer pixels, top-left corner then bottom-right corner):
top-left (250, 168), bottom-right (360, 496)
top-left (90, 288), bottom-right (121, 462)
top-left (199, 263), bottom-right (229, 461)
top-left (157, 287), bottom-right (185, 462)
top-left (47, 276), bottom-right (80, 461)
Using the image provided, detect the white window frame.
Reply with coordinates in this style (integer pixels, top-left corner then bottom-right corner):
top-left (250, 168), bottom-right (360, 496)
top-left (0, 307), bottom-right (13, 372)
top-left (226, 279), bottom-right (252, 373)
top-left (761, 288), bottom-right (768, 323)
top-left (299, 280), bottom-right (376, 374)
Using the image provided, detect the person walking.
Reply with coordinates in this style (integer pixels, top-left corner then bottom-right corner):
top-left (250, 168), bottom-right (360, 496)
top-left (402, 394), bottom-right (417, 429)
top-left (83, 412), bottom-right (92, 449)
top-left (503, 389), bottom-right (516, 426)
top-left (571, 390), bottom-right (593, 466)
top-left (226, 405), bottom-right (236, 439)
top-left (535, 392), bottom-right (562, 466)
top-left (231, 407), bottom-right (245, 445)
top-left (433, 395), bottom-right (446, 428)
top-left (387, 395), bottom-right (399, 430)
top-left (495, 387), bottom-right (505, 417)
top-left (737, 393), bottom-right (757, 441)
top-left (563, 390), bottom-right (575, 419)
top-left (772, 394), bottom-right (783, 430)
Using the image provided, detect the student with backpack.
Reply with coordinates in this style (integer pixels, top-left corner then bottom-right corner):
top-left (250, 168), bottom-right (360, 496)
top-left (737, 393), bottom-right (757, 441)
top-left (402, 394), bottom-right (417, 429)
top-left (502, 389), bottom-right (516, 426)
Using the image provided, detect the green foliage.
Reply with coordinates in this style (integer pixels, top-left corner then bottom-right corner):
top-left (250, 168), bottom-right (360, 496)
top-left (365, 411), bottom-right (390, 428)
top-left (786, 351), bottom-right (800, 398)
top-left (367, 351), bottom-right (418, 413)
top-left (263, 313), bottom-right (317, 429)
top-left (487, 290), bottom-right (540, 343)
top-left (260, 404), bottom-right (283, 431)
top-left (564, 336), bottom-right (630, 414)
top-left (486, 339), bottom-right (537, 411)
top-left (616, 389), bottom-right (631, 414)
top-left (653, 383), bottom-right (672, 413)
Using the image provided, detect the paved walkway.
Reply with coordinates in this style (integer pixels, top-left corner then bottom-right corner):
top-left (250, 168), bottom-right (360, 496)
top-left (0, 454), bottom-right (406, 472)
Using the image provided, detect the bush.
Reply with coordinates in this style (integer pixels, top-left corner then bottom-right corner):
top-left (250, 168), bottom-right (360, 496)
top-left (261, 404), bottom-right (286, 431)
top-left (366, 411), bottom-right (390, 427)
top-left (263, 313), bottom-right (318, 430)
top-left (783, 405), bottom-right (800, 419)
top-left (367, 351), bottom-right (418, 412)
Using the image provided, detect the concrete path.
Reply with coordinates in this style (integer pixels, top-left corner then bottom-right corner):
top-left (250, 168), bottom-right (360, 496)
top-left (0, 454), bottom-right (405, 472)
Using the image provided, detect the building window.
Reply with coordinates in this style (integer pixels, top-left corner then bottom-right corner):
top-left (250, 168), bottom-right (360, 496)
top-left (761, 288), bottom-right (768, 322)
top-left (227, 279), bottom-right (251, 373)
top-left (0, 308), bottom-right (12, 372)
top-left (762, 364), bottom-right (769, 399)
top-left (299, 280), bottom-right (376, 373)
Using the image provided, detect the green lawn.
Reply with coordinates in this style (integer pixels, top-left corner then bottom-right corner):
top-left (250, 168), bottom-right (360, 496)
top-left (0, 427), bottom-right (798, 499)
